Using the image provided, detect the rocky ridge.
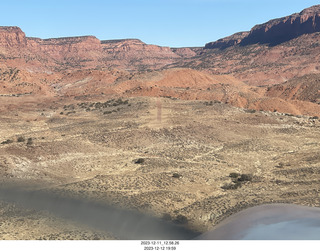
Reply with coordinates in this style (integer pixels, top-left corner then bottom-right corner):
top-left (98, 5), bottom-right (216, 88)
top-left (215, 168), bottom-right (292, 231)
top-left (241, 4), bottom-right (320, 46)
top-left (0, 26), bottom-right (194, 72)
top-left (205, 32), bottom-right (249, 49)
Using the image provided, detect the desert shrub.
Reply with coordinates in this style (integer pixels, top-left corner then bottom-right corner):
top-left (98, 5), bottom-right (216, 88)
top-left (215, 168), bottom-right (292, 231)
top-left (221, 181), bottom-right (242, 190)
top-left (222, 173), bottom-right (253, 190)
top-left (172, 173), bottom-right (182, 179)
top-left (95, 102), bottom-right (102, 109)
top-left (237, 174), bottom-right (253, 182)
top-left (245, 109), bottom-right (256, 113)
top-left (229, 172), bottom-right (240, 178)
top-left (204, 101), bottom-right (214, 106)
top-left (110, 98), bottom-right (123, 106)
top-left (275, 162), bottom-right (284, 168)
top-left (174, 215), bottom-right (188, 225)
top-left (134, 158), bottom-right (145, 164)
top-left (17, 136), bottom-right (25, 142)
top-left (27, 138), bottom-right (33, 145)
top-left (104, 98), bottom-right (129, 107)
top-left (1, 139), bottom-right (13, 144)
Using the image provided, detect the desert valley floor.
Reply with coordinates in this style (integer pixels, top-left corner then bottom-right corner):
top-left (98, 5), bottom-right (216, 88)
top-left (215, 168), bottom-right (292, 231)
top-left (0, 96), bottom-right (319, 239)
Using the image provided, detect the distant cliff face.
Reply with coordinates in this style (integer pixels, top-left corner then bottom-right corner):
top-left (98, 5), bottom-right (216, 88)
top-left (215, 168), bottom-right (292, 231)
top-left (0, 26), bottom-right (27, 48)
top-left (205, 5), bottom-right (320, 49)
top-left (0, 29), bottom-right (195, 71)
top-left (100, 39), bottom-right (182, 70)
top-left (183, 4), bottom-right (320, 87)
top-left (241, 5), bottom-right (320, 46)
top-left (27, 36), bottom-right (102, 64)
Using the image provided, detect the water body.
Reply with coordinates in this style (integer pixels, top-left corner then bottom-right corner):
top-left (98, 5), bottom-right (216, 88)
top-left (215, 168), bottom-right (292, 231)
top-left (0, 187), bottom-right (320, 240)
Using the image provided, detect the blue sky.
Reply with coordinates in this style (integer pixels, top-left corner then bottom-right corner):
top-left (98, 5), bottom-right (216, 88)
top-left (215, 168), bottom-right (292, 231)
top-left (1, 0), bottom-right (320, 47)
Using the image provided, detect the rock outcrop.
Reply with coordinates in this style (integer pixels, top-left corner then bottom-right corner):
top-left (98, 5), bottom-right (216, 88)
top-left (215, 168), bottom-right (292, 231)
top-left (0, 26), bottom-right (27, 48)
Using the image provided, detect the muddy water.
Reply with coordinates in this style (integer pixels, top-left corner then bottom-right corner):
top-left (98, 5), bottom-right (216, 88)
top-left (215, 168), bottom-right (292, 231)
top-left (197, 204), bottom-right (320, 240)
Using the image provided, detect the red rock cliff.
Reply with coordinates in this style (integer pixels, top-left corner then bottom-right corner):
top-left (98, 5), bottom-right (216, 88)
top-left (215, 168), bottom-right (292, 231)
top-left (240, 5), bottom-right (320, 46)
top-left (205, 5), bottom-right (320, 49)
top-left (0, 28), bottom-right (195, 71)
top-left (0, 26), bottom-right (27, 48)
top-left (28, 36), bottom-right (102, 61)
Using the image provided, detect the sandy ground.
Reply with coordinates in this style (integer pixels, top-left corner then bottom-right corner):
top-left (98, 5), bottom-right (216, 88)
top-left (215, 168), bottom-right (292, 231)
top-left (0, 96), bottom-right (319, 239)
